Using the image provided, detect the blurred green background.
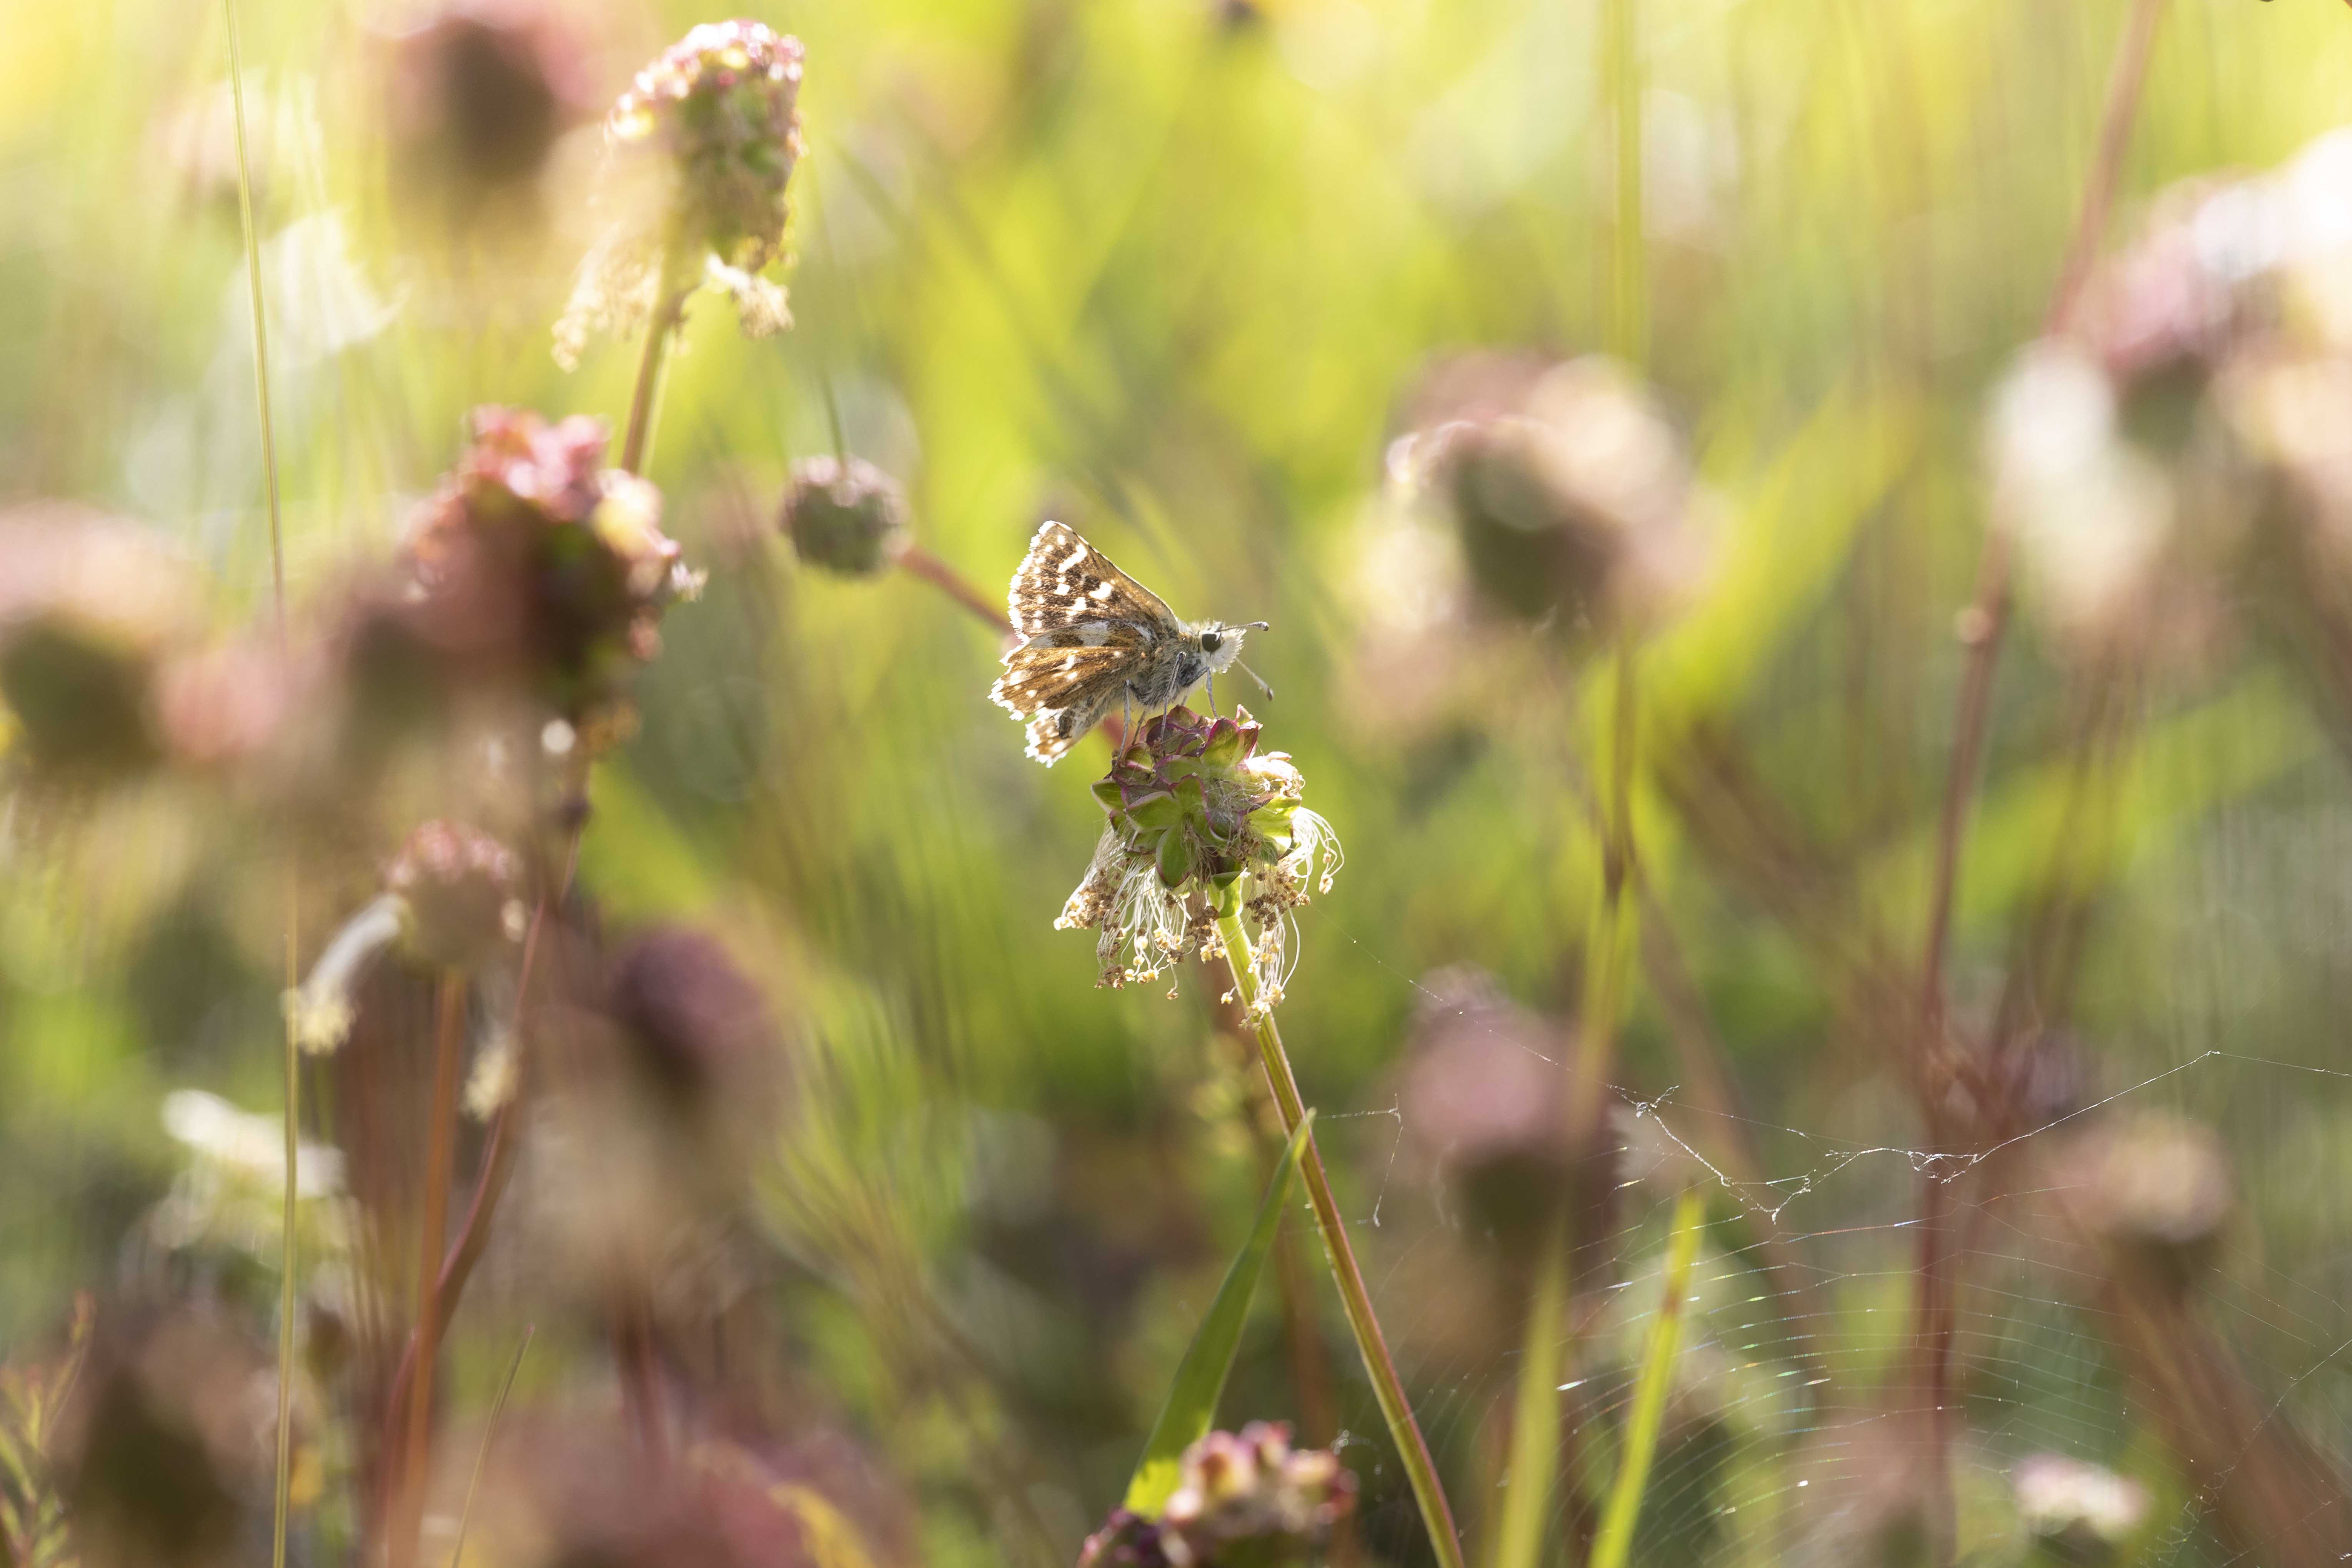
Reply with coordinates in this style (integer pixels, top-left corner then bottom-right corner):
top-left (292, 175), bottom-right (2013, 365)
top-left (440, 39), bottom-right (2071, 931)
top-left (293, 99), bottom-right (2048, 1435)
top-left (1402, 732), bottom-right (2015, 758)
top-left (8, 0), bottom-right (2352, 1563)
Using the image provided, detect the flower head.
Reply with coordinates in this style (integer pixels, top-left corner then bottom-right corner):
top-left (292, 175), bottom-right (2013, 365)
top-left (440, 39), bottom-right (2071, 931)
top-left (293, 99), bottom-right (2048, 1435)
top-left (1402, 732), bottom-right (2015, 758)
top-left (402, 406), bottom-right (693, 722)
top-left (382, 0), bottom-right (592, 223)
top-left (781, 454), bottom-right (909, 576)
top-left (554, 20), bottom-right (805, 367)
top-left (1390, 353), bottom-right (1711, 638)
top-left (1078, 1424), bottom-right (1355, 1568)
top-left (2013, 1454), bottom-right (2149, 1564)
top-left (385, 819), bottom-right (525, 970)
top-left (1054, 707), bottom-right (1340, 1012)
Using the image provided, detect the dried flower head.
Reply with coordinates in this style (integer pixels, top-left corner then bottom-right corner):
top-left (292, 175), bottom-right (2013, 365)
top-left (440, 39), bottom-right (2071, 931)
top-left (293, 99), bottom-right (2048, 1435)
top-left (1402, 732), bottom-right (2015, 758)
top-left (403, 406), bottom-right (693, 721)
top-left (385, 819), bottom-right (524, 969)
top-left (1079, 1423), bottom-right (1355, 1568)
top-left (1390, 353), bottom-right (1711, 637)
top-left (1054, 706), bottom-right (1340, 1012)
top-left (0, 507), bottom-right (198, 781)
top-left (554, 20), bottom-right (805, 368)
top-left (2063, 1110), bottom-right (2235, 1297)
top-left (781, 454), bottom-right (909, 576)
top-left (382, 0), bottom-right (591, 221)
top-left (2013, 1454), bottom-right (2149, 1565)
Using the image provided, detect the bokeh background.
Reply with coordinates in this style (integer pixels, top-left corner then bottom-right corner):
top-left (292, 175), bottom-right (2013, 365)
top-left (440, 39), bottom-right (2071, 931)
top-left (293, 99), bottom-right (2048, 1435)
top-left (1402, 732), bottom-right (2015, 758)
top-left (7, 0), bottom-right (2352, 1564)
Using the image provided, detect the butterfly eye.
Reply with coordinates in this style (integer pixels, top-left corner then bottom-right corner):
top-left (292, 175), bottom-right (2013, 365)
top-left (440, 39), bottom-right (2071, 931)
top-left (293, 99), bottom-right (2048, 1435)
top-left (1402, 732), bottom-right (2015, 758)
top-left (1200, 631), bottom-right (1223, 653)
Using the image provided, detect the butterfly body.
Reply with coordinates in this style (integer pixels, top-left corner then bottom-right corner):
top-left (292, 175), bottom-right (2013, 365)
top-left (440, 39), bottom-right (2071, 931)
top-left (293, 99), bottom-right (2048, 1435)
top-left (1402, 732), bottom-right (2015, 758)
top-left (990, 521), bottom-right (1257, 765)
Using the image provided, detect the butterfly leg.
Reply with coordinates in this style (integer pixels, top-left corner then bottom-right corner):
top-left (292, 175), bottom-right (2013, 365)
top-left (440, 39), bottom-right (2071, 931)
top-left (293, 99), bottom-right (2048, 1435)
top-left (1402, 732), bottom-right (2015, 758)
top-left (1206, 673), bottom-right (1218, 717)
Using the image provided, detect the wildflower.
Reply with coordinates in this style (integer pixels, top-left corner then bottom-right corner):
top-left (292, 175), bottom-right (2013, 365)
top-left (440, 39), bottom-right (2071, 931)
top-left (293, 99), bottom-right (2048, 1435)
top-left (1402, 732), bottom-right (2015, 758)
top-left (2062, 1111), bottom-right (2234, 1298)
top-left (0, 505), bottom-right (198, 781)
top-left (385, 818), bottom-right (526, 969)
top-left (2013, 1455), bottom-right (2149, 1564)
top-left (147, 1090), bottom-right (351, 1273)
top-left (402, 406), bottom-right (694, 722)
top-left (1054, 706), bottom-right (1341, 1013)
top-left (284, 821), bottom-right (522, 1051)
top-left (381, 0), bottom-right (591, 222)
top-left (1397, 967), bottom-right (1614, 1249)
top-left (1077, 1423), bottom-right (1355, 1568)
top-left (554, 20), bottom-right (806, 368)
top-left (780, 454), bottom-right (909, 576)
top-left (1390, 353), bottom-right (1711, 637)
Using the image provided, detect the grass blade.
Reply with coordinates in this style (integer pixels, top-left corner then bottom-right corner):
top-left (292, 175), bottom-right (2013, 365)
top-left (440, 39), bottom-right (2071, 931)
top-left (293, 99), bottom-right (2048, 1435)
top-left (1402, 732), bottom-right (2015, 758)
top-left (1489, 1222), bottom-right (1567, 1568)
top-left (1589, 1186), bottom-right (1706, 1568)
top-left (1123, 1111), bottom-right (1315, 1517)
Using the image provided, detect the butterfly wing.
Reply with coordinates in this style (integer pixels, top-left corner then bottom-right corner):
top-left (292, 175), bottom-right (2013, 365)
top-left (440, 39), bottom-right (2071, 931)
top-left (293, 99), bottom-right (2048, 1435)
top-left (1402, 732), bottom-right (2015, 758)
top-left (1006, 521), bottom-right (1182, 638)
top-left (990, 643), bottom-right (1132, 764)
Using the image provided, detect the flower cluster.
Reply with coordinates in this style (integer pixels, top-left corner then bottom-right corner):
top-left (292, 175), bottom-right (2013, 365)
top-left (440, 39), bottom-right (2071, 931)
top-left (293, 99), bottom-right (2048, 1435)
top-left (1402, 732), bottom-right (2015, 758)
top-left (1986, 126), bottom-right (2352, 669)
top-left (401, 406), bottom-right (692, 723)
top-left (1054, 707), bottom-right (1340, 1012)
top-left (1079, 1424), bottom-right (1354, 1568)
top-left (1387, 353), bottom-right (1711, 638)
top-left (781, 454), bottom-right (910, 576)
top-left (555, 20), bottom-right (805, 367)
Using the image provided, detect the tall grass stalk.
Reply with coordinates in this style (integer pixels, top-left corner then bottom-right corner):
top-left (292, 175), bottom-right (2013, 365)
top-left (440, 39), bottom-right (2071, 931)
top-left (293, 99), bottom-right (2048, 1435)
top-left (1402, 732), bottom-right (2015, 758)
top-left (451, 1325), bottom-right (534, 1568)
top-left (621, 288), bottom-right (692, 476)
top-left (1213, 913), bottom-right (1465, 1568)
top-left (220, 0), bottom-right (295, 1561)
top-left (1489, 1222), bottom-right (1566, 1568)
top-left (1588, 1185), bottom-right (1704, 1568)
top-left (1910, 4), bottom-right (2167, 1554)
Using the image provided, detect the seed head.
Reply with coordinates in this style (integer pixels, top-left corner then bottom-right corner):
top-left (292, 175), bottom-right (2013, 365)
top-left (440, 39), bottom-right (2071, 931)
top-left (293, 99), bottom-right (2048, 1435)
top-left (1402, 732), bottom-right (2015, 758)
top-left (382, 0), bottom-right (591, 223)
top-left (1054, 706), bottom-right (1341, 1012)
top-left (2013, 1454), bottom-right (2149, 1564)
top-left (2064, 1110), bottom-right (2235, 1298)
top-left (554, 20), bottom-right (805, 367)
top-left (1390, 354), bottom-right (1711, 638)
top-left (781, 455), bottom-right (909, 576)
top-left (385, 819), bottom-right (524, 970)
top-left (1078, 1423), bottom-right (1355, 1568)
top-left (403, 406), bottom-right (693, 723)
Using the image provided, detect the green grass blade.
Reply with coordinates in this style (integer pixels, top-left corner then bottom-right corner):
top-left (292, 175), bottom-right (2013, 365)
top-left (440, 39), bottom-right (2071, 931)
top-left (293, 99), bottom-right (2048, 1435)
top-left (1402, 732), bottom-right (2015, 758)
top-left (1590, 1186), bottom-right (1707, 1568)
top-left (1122, 1111), bottom-right (1315, 1518)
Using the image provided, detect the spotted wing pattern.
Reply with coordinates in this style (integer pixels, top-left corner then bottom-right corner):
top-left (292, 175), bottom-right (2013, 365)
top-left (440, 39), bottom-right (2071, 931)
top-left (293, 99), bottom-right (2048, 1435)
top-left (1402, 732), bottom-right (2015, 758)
top-left (1004, 520), bottom-right (1180, 639)
top-left (992, 522), bottom-right (1183, 765)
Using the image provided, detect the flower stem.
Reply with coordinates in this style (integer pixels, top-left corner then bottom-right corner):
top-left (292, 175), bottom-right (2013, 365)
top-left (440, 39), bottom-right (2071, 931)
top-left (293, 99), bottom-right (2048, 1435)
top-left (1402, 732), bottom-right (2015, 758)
top-left (1213, 914), bottom-right (1465, 1568)
top-left (391, 972), bottom-right (468, 1568)
top-left (1588, 1185), bottom-right (1704, 1568)
top-left (1491, 1219), bottom-right (1567, 1568)
top-left (620, 288), bottom-right (691, 477)
top-left (220, 0), bottom-right (295, 1559)
top-left (894, 541), bottom-right (1011, 636)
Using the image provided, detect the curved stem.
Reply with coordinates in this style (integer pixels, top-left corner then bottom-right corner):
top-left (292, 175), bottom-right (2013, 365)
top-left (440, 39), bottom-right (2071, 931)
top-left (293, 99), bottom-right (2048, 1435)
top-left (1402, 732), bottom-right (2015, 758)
top-left (1213, 916), bottom-right (1465, 1568)
top-left (894, 542), bottom-right (1012, 636)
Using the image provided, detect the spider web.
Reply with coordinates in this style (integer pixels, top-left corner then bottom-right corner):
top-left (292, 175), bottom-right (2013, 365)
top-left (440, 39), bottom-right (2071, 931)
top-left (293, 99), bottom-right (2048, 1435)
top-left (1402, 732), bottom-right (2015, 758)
top-left (1278, 919), bottom-right (2352, 1568)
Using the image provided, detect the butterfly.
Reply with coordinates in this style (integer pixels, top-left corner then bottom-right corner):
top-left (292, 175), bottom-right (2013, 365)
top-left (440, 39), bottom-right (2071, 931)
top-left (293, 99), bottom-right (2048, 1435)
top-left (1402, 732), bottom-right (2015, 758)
top-left (990, 521), bottom-right (1267, 765)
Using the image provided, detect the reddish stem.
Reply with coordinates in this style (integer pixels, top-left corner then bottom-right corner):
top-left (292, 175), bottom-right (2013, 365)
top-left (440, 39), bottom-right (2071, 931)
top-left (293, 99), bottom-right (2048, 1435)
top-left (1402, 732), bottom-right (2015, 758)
top-left (894, 540), bottom-right (1012, 636)
top-left (390, 973), bottom-right (468, 1568)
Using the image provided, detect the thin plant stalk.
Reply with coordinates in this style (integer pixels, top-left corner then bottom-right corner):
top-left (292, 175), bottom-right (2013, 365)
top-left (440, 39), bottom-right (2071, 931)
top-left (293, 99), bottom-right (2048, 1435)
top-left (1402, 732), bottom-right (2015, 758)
top-left (1588, 1185), bottom-right (1705, 1568)
top-left (1213, 914), bottom-right (1466, 1568)
top-left (450, 1325), bottom-right (534, 1568)
top-left (1499, 641), bottom-right (1636, 1568)
top-left (220, 2), bottom-right (295, 1563)
top-left (1490, 1220), bottom-right (1567, 1568)
top-left (1601, 0), bottom-right (1644, 365)
top-left (620, 286), bottom-right (691, 476)
top-left (1909, 5), bottom-right (2167, 1556)
top-left (895, 542), bottom-right (1012, 636)
top-left (392, 973), bottom-right (469, 1568)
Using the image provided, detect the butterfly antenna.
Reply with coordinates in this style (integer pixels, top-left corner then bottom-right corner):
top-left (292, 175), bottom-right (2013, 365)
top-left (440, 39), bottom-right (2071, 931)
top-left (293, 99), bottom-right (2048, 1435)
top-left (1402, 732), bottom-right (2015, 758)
top-left (1238, 660), bottom-right (1274, 702)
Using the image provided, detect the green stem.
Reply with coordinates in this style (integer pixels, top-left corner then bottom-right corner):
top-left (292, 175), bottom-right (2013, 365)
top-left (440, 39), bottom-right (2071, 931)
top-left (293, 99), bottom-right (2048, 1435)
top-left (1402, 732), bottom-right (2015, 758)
top-left (1588, 1186), bottom-right (1705, 1568)
top-left (1214, 915), bottom-right (1465, 1568)
top-left (620, 287), bottom-right (691, 477)
top-left (1490, 1222), bottom-right (1567, 1568)
top-left (220, 2), bottom-right (295, 1563)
